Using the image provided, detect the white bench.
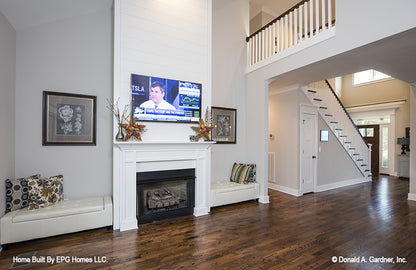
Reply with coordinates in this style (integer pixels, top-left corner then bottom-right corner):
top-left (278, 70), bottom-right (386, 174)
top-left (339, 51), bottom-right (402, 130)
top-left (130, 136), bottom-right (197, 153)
top-left (210, 182), bottom-right (259, 207)
top-left (0, 196), bottom-right (112, 245)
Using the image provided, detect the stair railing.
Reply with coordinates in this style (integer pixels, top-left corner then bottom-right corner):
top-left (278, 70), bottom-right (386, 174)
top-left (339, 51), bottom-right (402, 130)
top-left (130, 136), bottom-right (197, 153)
top-left (246, 0), bottom-right (335, 67)
top-left (325, 80), bottom-right (368, 148)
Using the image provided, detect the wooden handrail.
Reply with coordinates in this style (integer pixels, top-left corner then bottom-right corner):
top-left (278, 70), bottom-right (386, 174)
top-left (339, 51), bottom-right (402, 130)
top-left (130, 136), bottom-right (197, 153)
top-left (325, 80), bottom-right (368, 148)
top-left (246, 0), bottom-right (309, 42)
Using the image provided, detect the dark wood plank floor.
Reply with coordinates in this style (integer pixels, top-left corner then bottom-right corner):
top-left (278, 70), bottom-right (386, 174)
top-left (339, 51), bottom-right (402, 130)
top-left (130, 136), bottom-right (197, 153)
top-left (1, 175), bottom-right (415, 269)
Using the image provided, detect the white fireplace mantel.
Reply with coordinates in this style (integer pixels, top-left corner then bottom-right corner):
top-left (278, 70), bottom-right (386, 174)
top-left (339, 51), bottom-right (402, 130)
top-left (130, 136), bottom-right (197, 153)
top-left (113, 141), bottom-right (214, 231)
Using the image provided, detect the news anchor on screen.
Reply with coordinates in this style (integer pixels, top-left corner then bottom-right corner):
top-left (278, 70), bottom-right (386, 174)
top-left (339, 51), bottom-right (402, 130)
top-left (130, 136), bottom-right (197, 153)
top-left (140, 81), bottom-right (176, 110)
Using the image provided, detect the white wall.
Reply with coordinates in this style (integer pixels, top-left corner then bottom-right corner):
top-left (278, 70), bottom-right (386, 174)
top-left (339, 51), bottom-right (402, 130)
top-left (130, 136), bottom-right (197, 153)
top-left (211, 0), bottom-right (248, 183)
top-left (114, 0), bottom-right (211, 142)
top-left (0, 11), bottom-right (16, 215)
top-left (14, 10), bottom-right (113, 200)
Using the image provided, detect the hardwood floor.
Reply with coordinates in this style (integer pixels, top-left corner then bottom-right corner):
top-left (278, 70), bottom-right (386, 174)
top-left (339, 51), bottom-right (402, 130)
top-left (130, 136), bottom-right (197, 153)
top-left (1, 175), bottom-right (415, 269)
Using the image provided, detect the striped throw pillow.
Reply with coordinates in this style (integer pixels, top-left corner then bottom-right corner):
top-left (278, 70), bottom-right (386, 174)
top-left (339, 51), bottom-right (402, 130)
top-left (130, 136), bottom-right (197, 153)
top-left (230, 163), bottom-right (254, 184)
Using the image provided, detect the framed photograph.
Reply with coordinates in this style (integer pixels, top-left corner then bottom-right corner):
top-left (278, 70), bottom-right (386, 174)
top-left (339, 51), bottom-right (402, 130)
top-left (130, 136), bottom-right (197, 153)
top-left (42, 91), bottom-right (97, 146)
top-left (211, 107), bottom-right (236, 144)
top-left (320, 130), bottom-right (329, 142)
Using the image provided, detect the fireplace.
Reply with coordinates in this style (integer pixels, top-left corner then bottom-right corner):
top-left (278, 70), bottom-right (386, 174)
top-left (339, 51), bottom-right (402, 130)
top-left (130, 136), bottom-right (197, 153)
top-left (136, 168), bottom-right (195, 224)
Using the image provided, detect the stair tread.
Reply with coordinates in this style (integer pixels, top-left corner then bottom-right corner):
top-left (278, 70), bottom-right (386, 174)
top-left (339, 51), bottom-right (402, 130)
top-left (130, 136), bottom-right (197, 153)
top-left (324, 114), bottom-right (333, 117)
top-left (307, 89), bottom-right (317, 93)
top-left (319, 106), bottom-right (328, 109)
top-left (313, 98), bottom-right (323, 101)
top-left (330, 121), bottom-right (338, 124)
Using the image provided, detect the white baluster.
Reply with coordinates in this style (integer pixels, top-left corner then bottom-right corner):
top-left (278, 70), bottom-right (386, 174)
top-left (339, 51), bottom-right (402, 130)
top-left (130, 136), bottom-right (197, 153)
top-left (289, 12), bottom-right (293, 47)
top-left (322, 0), bottom-right (326, 31)
top-left (304, 2), bottom-right (308, 39)
top-left (255, 34), bottom-right (259, 64)
top-left (310, 0), bottom-right (314, 37)
top-left (269, 26), bottom-right (272, 57)
top-left (299, 5), bottom-right (303, 41)
top-left (262, 29), bottom-right (265, 61)
top-left (280, 18), bottom-right (284, 50)
top-left (328, 0), bottom-right (332, 28)
top-left (272, 22), bottom-right (276, 55)
top-left (285, 14), bottom-right (289, 49)
top-left (294, 9), bottom-right (298, 44)
top-left (315, 0), bottom-right (319, 33)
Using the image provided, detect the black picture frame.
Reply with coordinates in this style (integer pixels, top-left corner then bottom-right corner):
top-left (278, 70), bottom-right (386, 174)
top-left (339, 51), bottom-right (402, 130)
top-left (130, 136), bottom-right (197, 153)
top-left (211, 107), bottom-right (237, 144)
top-left (42, 91), bottom-right (97, 146)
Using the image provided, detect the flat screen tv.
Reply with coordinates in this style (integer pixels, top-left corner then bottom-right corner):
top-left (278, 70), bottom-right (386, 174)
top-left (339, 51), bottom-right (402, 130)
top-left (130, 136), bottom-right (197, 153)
top-left (131, 74), bottom-right (201, 123)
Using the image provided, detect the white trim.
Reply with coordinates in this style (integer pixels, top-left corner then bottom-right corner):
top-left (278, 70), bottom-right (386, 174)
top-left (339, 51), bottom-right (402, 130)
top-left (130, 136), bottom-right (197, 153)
top-left (259, 195), bottom-right (270, 204)
top-left (299, 105), bottom-right (318, 194)
top-left (408, 193), bottom-right (416, 201)
top-left (316, 177), bottom-right (370, 192)
top-left (268, 183), bottom-right (302, 197)
top-left (346, 100), bottom-right (405, 113)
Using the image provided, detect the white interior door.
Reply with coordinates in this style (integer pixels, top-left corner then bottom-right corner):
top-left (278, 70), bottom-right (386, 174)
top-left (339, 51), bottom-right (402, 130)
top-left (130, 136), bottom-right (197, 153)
top-left (301, 112), bottom-right (317, 194)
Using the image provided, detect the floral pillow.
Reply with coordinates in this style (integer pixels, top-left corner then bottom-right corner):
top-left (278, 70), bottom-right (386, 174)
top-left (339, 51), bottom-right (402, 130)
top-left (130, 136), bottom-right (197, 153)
top-left (28, 175), bottom-right (64, 210)
top-left (5, 174), bottom-right (40, 213)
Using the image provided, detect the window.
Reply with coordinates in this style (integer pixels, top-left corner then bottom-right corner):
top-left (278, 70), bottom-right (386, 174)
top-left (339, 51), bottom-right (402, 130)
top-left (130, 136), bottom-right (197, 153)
top-left (359, 128), bottom-right (374, 137)
top-left (353, 69), bottom-right (391, 85)
top-left (381, 127), bottom-right (388, 168)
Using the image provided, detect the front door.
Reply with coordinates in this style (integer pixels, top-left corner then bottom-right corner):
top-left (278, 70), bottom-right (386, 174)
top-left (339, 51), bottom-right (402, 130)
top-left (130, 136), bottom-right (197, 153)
top-left (301, 112), bottom-right (317, 194)
top-left (358, 125), bottom-right (380, 177)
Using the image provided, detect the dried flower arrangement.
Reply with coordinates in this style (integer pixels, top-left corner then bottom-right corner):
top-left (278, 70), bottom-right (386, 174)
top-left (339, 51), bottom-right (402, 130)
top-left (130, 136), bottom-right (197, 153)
top-left (107, 98), bottom-right (146, 141)
top-left (191, 107), bottom-right (213, 141)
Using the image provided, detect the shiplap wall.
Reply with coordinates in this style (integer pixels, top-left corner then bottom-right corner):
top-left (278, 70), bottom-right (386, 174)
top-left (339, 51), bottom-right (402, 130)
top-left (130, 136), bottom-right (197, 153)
top-left (114, 0), bottom-right (211, 141)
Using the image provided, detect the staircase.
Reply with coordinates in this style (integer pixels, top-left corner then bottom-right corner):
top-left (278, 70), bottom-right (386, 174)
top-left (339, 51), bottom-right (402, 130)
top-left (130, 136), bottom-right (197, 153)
top-left (303, 80), bottom-right (372, 179)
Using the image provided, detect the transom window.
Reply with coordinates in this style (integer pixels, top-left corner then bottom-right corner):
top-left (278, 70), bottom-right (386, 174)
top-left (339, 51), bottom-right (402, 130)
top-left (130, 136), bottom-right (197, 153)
top-left (359, 128), bottom-right (374, 137)
top-left (353, 69), bottom-right (391, 85)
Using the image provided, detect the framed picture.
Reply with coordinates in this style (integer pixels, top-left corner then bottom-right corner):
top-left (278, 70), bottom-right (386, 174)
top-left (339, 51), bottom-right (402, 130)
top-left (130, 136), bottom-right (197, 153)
top-left (42, 91), bottom-right (97, 145)
top-left (211, 107), bottom-right (236, 144)
top-left (320, 130), bottom-right (329, 142)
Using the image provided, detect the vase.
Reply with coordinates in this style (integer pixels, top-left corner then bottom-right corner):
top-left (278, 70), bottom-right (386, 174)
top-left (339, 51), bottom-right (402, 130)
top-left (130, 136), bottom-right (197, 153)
top-left (115, 124), bottom-right (124, 141)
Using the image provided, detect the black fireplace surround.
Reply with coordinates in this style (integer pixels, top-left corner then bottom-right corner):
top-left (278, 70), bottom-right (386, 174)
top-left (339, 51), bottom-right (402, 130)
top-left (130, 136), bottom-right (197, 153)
top-left (136, 168), bottom-right (195, 224)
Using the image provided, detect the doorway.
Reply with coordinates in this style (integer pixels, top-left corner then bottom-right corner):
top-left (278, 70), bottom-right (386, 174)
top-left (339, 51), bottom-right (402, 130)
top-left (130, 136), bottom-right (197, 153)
top-left (358, 125), bottom-right (380, 177)
top-left (300, 108), bottom-right (317, 194)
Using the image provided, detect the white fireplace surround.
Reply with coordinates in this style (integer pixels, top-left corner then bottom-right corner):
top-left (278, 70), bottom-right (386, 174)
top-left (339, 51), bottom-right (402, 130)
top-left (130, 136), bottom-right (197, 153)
top-left (113, 142), bottom-right (214, 231)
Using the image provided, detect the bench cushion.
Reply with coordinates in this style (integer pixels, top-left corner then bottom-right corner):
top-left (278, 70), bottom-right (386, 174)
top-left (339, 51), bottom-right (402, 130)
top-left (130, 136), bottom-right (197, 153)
top-left (13, 197), bottom-right (105, 223)
top-left (0, 196), bottom-right (112, 245)
top-left (210, 182), bottom-right (259, 207)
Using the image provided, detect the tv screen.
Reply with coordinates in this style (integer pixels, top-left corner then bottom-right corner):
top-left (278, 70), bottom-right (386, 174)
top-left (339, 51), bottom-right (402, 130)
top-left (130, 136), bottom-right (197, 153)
top-left (131, 74), bottom-right (201, 123)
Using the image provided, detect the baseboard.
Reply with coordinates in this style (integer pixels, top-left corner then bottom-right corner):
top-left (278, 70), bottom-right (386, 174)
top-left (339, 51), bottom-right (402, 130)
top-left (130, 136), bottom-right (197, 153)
top-left (194, 207), bottom-right (210, 217)
top-left (259, 195), bottom-right (270, 204)
top-left (268, 183), bottom-right (302, 197)
top-left (316, 177), bottom-right (370, 192)
top-left (408, 193), bottom-right (416, 201)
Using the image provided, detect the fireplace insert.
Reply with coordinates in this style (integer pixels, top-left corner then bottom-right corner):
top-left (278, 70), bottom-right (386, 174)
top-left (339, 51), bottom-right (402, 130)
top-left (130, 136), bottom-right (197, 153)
top-left (136, 168), bottom-right (195, 224)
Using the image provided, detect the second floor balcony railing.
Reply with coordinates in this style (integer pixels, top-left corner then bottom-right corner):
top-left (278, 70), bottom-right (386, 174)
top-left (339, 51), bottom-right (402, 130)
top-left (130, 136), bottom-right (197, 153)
top-left (247, 0), bottom-right (336, 68)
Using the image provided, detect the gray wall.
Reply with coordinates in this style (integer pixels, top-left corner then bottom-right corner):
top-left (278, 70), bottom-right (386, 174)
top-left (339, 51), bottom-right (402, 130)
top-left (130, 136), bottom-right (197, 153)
top-left (0, 11), bottom-right (16, 215)
top-left (14, 10), bottom-right (113, 200)
top-left (317, 116), bottom-right (363, 186)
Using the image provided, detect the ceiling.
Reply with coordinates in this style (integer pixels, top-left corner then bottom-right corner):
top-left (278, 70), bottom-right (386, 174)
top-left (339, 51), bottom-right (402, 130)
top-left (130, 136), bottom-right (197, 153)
top-left (269, 27), bottom-right (416, 88)
top-left (1, 0), bottom-right (414, 86)
top-left (249, 0), bottom-right (298, 20)
top-left (0, 0), bottom-right (112, 31)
